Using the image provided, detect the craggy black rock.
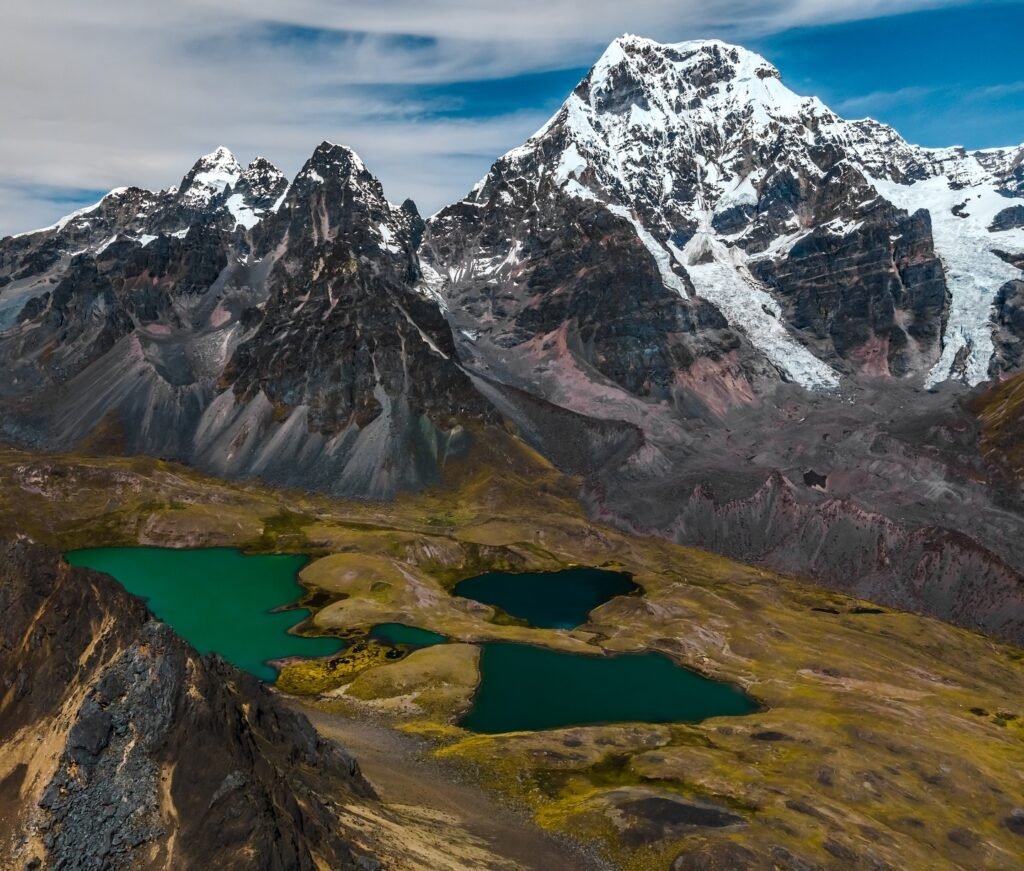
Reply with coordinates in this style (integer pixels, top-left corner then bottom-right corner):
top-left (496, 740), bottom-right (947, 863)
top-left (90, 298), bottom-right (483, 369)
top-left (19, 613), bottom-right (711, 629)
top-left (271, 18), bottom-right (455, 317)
top-left (990, 204), bottom-right (1024, 232)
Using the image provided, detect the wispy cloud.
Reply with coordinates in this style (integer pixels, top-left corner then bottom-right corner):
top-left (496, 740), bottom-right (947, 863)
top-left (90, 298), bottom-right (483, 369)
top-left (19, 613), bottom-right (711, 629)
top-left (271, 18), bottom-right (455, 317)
top-left (0, 0), bottom-right (1001, 235)
top-left (972, 80), bottom-right (1024, 99)
top-left (832, 79), bottom-right (1024, 148)
top-left (836, 86), bottom-right (939, 116)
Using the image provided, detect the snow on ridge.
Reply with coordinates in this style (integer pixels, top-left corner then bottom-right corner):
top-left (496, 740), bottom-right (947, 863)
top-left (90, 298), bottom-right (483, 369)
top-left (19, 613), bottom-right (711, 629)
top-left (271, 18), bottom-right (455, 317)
top-left (94, 234), bottom-right (119, 255)
top-left (271, 187), bottom-right (289, 213)
top-left (680, 231), bottom-right (841, 390)
top-left (713, 175), bottom-right (758, 215)
top-left (376, 221), bottom-right (401, 253)
top-left (225, 193), bottom-right (261, 230)
top-left (311, 140), bottom-right (370, 175)
top-left (8, 187), bottom-right (129, 240)
top-left (872, 169), bottom-right (1024, 387)
top-left (416, 262), bottom-right (450, 313)
top-left (605, 203), bottom-right (690, 299)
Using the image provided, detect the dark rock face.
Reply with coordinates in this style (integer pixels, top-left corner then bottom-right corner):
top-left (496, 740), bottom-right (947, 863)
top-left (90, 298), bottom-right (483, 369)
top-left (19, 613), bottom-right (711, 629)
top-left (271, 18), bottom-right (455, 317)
top-left (425, 179), bottom-right (771, 417)
top-left (229, 143), bottom-right (493, 434)
top-left (753, 205), bottom-right (949, 377)
top-left (994, 249), bottom-right (1024, 271)
top-left (0, 538), bottom-right (376, 871)
top-left (990, 280), bottom-right (1024, 375)
top-left (990, 205), bottom-right (1024, 232)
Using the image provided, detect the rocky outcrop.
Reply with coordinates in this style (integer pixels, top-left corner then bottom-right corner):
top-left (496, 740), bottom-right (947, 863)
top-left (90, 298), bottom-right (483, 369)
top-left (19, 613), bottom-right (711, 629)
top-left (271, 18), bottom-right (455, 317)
top-left (989, 280), bottom-right (1024, 375)
top-left (990, 204), bottom-right (1024, 232)
top-left (0, 538), bottom-right (377, 870)
top-left (753, 204), bottom-right (949, 377)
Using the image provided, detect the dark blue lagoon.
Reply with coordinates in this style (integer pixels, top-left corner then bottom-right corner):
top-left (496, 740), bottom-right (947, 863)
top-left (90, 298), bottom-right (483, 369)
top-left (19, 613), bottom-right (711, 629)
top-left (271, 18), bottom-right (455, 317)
top-left (453, 567), bottom-right (639, 629)
top-left (369, 623), bottom-right (448, 648)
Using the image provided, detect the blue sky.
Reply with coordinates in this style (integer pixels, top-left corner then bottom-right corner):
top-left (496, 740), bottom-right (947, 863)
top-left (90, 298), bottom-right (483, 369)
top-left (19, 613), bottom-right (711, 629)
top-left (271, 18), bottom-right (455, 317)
top-left (753, 4), bottom-right (1024, 149)
top-left (0, 1), bottom-right (1021, 236)
top-left (401, 3), bottom-right (1024, 149)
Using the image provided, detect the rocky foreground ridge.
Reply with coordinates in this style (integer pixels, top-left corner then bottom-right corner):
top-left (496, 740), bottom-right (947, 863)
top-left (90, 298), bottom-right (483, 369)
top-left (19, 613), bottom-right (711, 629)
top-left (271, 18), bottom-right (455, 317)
top-left (1, 36), bottom-right (1024, 643)
top-left (0, 537), bottom-right (378, 870)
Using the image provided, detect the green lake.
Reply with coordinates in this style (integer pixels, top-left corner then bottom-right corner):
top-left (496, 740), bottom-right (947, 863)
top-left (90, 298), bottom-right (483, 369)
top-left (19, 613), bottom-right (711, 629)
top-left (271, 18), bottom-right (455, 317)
top-left (453, 567), bottom-right (639, 628)
top-left (461, 642), bottom-right (758, 733)
top-left (65, 547), bottom-right (342, 681)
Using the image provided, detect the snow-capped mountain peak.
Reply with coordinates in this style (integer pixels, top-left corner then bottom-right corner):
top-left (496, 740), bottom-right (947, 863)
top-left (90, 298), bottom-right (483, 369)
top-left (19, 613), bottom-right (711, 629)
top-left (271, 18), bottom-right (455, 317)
top-left (475, 36), bottom-right (860, 389)
top-left (589, 36), bottom-right (796, 116)
top-left (178, 146), bottom-right (243, 208)
top-left (238, 157), bottom-right (286, 198)
top-left (224, 157), bottom-right (288, 230)
top-left (545, 36), bottom-right (844, 215)
top-left (435, 34), bottom-right (1024, 392)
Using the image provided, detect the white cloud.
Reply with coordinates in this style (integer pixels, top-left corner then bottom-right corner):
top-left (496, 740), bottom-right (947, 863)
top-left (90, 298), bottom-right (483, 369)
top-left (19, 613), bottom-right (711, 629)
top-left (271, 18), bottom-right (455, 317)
top-left (836, 86), bottom-right (939, 116)
top-left (0, 0), bottom-right (982, 235)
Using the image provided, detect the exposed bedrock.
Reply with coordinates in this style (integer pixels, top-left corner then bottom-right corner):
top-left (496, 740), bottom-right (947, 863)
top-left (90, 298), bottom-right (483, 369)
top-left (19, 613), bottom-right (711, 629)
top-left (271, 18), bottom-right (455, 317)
top-left (990, 204), bottom-right (1024, 232)
top-left (424, 158), bottom-right (777, 420)
top-left (990, 279), bottom-right (1024, 375)
top-left (753, 205), bottom-right (949, 377)
top-left (663, 474), bottom-right (1024, 642)
top-left (0, 538), bottom-right (376, 871)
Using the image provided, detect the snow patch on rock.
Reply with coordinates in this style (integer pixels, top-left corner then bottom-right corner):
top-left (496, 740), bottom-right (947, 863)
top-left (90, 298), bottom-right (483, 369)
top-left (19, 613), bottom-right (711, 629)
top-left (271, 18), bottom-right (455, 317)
top-left (872, 171), bottom-right (1024, 386)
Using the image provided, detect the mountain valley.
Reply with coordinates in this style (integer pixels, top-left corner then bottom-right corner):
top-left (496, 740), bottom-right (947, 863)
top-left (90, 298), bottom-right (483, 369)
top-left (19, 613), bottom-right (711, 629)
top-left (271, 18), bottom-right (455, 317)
top-left (1, 33), bottom-right (1024, 870)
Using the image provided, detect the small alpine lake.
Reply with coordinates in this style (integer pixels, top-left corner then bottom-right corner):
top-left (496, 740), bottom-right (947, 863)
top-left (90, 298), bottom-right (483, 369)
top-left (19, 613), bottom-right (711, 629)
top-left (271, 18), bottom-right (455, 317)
top-left (453, 567), bottom-right (639, 628)
top-left (460, 642), bottom-right (758, 733)
top-left (65, 546), bottom-right (342, 681)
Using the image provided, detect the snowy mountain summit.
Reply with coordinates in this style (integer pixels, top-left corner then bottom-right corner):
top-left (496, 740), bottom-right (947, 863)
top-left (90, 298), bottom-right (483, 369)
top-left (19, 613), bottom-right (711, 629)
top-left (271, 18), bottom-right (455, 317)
top-left (429, 36), bottom-right (1024, 393)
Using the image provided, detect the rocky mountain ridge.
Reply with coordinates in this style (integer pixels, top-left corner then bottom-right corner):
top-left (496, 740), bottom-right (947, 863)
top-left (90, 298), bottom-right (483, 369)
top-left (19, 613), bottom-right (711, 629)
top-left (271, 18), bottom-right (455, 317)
top-left (0, 140), bottom-right (493, 498)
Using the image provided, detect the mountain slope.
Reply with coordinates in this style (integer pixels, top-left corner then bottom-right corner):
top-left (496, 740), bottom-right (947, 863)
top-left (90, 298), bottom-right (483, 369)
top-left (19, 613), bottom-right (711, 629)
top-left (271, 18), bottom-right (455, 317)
top-left (423, 35), bottom-right (1024, 644)
top-left (0, 537), bottom-right (377, 870)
